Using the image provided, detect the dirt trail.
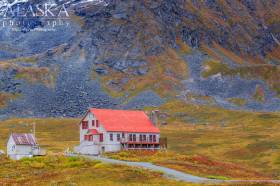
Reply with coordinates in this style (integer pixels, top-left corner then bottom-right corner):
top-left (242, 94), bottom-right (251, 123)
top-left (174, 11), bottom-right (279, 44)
top-left (68, 154), bottom-right (280, 185)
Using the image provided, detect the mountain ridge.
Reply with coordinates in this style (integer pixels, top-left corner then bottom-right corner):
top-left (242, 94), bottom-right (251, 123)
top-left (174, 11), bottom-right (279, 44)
top-left (0, 0), bottom-right (280, 118)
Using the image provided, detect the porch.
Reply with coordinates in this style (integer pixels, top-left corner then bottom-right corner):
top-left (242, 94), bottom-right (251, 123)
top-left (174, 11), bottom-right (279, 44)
top-left (121, 142), bottom-right (160, 150)
top-left (120, 137), bottom-right (167, 150)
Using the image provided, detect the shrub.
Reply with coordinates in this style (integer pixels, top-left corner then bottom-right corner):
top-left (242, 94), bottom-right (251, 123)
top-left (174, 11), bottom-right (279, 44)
top-left (30, 162), bottom-right (45, 169)
top-left (64, 161), bottom-right (84, 168)
top-left (20, 157), bottom-right (33, 162)
top-left (207, 175), bottom-right (229, 180)
top-left (63, 157), bottom-right (93, 168)
top-left (93, 162), bottom-right (107, 169)
top-left (68, 156), bottom-right (80, 162)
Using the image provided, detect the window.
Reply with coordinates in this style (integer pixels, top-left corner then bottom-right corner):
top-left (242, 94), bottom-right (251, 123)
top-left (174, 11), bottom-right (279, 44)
top-left (122, 133), bottom-right (125, 138)
top-left (89, 135), bottom-right (93, 141)
top-left (110, 133), bottom-right (113, 141)
top-left (129, 134), bottom-right (133, 141)
top-left (82, 121), bottom-right (88, 129)
top-left (133, 134), bottom-right (136, 142)
top-left (96, 120), bottom-right (99, 127)
top-left (153, 135), bottom-right (156, 142)
top-left (117, 134), bottom-right (121, 141)
top-left (149, 135), bottom-right (153, 142)
top-left (99, 133), bottom-right (103, 142)
top-left (92, 120), bottom-right (95, 127)
top-left (143, 135), bottom-right (146, 142)
top-left (139, 134), bottom-right (142, 142)
top-left (84, 135), bottom-right (93, 141)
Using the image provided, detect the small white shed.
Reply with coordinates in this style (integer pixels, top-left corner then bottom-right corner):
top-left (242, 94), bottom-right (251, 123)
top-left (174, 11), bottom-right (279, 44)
top-left (7, 133), bottom-right (41, 160)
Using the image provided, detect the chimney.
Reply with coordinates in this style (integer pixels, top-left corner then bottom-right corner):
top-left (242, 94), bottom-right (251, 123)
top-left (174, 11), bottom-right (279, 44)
top-left (150, 110), bottom-right (159, 127)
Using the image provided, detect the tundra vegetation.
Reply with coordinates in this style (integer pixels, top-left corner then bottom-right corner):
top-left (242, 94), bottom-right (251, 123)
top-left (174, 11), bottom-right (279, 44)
top-left (0, 155), bottom-right (192, 186)
top-left (0, 92), bottom-right (19, 108)
top-left (0, 102), bottom-right (280, 185)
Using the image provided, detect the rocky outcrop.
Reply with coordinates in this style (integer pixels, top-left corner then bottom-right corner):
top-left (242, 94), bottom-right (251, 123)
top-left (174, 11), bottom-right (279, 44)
top-left (0, 0), bottom-right (280, 117)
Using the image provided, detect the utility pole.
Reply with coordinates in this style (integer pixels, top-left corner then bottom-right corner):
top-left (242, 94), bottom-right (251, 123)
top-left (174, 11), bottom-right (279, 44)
top-left (31, 122), bottom-right (36, 139)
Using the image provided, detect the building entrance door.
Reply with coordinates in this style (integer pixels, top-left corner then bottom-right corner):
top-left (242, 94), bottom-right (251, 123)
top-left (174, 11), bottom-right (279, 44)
top-left (101, 146), bottom-right (105, 154)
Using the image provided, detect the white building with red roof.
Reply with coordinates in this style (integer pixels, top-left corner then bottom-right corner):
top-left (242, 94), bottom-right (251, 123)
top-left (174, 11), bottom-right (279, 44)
top-left (74, 108), bottom-right (161, 155)
top-left (7, 133), bottom-right (42, 160)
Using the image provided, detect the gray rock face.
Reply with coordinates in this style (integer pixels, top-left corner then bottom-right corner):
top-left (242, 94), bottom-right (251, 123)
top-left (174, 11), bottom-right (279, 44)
top-left (0, 69), bottom-right (19, 93)
top-left (122, 90), bottom-right (165, 109)
top-left (0, 0), bottom-right (280, 118)
top-left (95, 67), bottom-right (108, 75)
top-left (0, 23), bottom-right (80, 59)
top-left (182, 50), bottom-right (280, 111)
top-left (0, 3), bottom-right (166, 117)
top-left (137, 66), bottom-right (149, 75)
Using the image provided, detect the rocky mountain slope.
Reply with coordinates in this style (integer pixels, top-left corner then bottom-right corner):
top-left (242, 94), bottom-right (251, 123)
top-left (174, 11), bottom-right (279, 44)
top-left (0, 0), bottom-right (280, 118)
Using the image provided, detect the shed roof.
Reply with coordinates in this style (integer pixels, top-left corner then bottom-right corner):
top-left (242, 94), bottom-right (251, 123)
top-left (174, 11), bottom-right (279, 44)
top-left (11, 133), bottom-right (36, 146)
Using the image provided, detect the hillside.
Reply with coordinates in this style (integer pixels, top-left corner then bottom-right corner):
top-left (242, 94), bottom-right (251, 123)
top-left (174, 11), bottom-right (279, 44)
top-left (0, 155), bottom-right (191, 186)
top-left (1, 116), bottom-right (280, 181)
top-left (0, 0), bottom-right (280, 118)
top-left (1, 1), bottom-right (280, 185)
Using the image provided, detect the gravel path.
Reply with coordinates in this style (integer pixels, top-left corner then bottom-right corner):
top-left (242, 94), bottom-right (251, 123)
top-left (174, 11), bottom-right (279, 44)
top-left (68, 154), bottom-right (280, 185)
top-left (69, 154), bottom-right (221, 184)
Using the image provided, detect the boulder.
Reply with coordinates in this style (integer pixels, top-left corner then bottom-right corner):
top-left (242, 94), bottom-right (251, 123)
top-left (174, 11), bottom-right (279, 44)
top-left (95, 67), bottom-right (108, 75)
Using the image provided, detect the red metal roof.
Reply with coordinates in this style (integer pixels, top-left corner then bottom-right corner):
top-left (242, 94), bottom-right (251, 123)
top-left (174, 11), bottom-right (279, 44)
top-left (11, 133), bottom-right (36, 145)
top-left (89, 108), bottom-right (160, 133)
top-left (86, 129), bottom-right (100, 135)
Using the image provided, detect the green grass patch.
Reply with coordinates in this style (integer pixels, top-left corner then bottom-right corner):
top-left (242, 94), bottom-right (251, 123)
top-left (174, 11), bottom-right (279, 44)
top-left (15, 66), bottom-right (58, 88)
top-left (227, 98), bottom-right (247, 106)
